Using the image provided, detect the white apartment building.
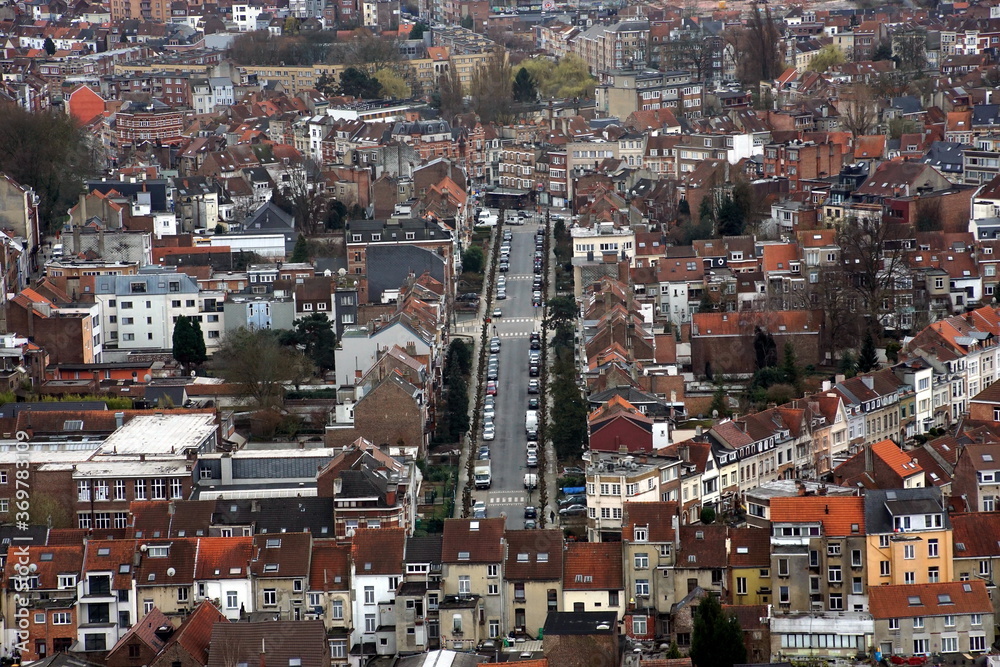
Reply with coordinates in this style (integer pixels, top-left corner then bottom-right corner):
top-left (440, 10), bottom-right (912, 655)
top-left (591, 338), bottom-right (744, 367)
top-left (93, 271), bottom-right (225, 353)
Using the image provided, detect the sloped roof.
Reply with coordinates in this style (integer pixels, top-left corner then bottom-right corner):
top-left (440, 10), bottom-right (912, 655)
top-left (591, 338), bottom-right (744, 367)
top-left (351, 527), bottom-right (405, 576)
top-left (504, 529), bottom-right (563, 581)
top-left (869, 580), bottom-right (991, 619)
top-left (563, 542), bottom-right (623, 590)
top-left (441, 518), bottom-right (504, 564)
top-left (769, 496), bottom-right (865, 536)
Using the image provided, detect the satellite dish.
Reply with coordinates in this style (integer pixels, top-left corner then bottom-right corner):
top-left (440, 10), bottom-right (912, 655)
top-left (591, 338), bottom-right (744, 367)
top-left (28, 563), bottom-right (37, 573)
top-left (324, 269), bottom-right (332, 277)
top-left (337, 268), bottom-right (347, 277)
top-left (144, 374), bottom-right (152, 382)
top-left (190, 370), bottom-right (196, 377)
top-left (167, 567), bottom-right (176, 577)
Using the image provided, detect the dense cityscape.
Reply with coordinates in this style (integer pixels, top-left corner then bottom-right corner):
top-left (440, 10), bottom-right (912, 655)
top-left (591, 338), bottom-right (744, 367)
top-left (2, 0), bottom-right (1000, 665)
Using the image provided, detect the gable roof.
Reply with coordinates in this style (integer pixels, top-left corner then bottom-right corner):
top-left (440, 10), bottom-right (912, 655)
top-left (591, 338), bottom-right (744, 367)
top-left (309, 541), bottom-right (351, 591)
top-left (207, 621), bottom-right (328, 667)
top-left (623, 502), bottom-right (679, 543)
top-left (166, 600), bottom-right (229, 665)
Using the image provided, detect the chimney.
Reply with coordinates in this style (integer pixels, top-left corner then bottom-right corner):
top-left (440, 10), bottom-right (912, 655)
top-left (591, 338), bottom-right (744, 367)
top-left (115, 411), bottom-right (124, 429)
top-left (821, 380), bottom-right (831, 392)
top-left (819, 484), bottom-right (828, 496)
top-left (864, 444), bottom-right (873, 473)
top-left (797, 481), bottom-right (807, 496)
top-left (78, 193), bottom-right (87, 223)
top-left (259, 637), bottom-right (266, 667)
top-left (386, 484), bottom-right (398, 507)
top-left (679, 444), bottom-right (690, 462)
top-left (861, 375), bottom-right (874, 390)
top-left (98, 228), bottom-right (106, 258)
top-left (168, 500), bottom-right (175, 515)
top-left (73, 225), bottom-right (81, 254)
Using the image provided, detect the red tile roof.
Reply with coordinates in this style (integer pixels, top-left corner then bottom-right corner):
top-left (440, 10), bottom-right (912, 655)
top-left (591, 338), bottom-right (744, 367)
top-left (728, 527), bottom-right (771, 568)
top-left (769, 496), bottom-right (865, 536)
top-left (136, 538), bottom-right (197, 586)
top-left (309, 541), bottom-right (351, 591)
top-left (114, 607), bottom-right (172, 655)
top-left (351, 527), bottom-right (404, 576)
top-left (194, 537), bottom-right (253, 580)
top-left (952, 513), bottom-right (1000, 557)
top-left (250, 532), bottom-right (312, 578)
top-left (623, 502), bottom-right (679, 543)
top-left (3, 544), bottom-right (83, 589)
top-left (167, 600), bottom-right (229, 665)
top-left (677, 525), bottom-right (728, 568)
top-left (83, 539), bottom-right (138, 590)
top-left (504, 529), bottom-right (564, 581)
top-left (872, 439), bottom-right (923, 478)
top-left (869, 580), bottom-right (991, 619)
top-left (562, 541), bottom-right (623, 592)
top-left (442, 518), bottom-right (505, 564)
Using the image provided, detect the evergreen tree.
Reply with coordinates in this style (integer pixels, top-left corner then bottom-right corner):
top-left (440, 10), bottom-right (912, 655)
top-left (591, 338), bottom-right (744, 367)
top-left (709, 385), bottom-right (729, 417)
top-left (512, 67), bottom-right (538, 103)
top-left (281, 313), bottom-right (336, 371)
top-left (781, 342), bottom-right (800, 390)
top-left (690, 594), bottom-right (747, 667)
top-left (290, 234), bottom-right (310, 263)
top-left (172, 315), bottom-right (207, 369)
top-left (858, 331), bottom-right (880, 373)
top-left (839, 352), bottom-right (858, 379)
top-left (461, 246), bottom-right (485, 274)
top-left (338, 66), bottom-right (381, 98)
top-left (43, 37), bottom-right (56, 56)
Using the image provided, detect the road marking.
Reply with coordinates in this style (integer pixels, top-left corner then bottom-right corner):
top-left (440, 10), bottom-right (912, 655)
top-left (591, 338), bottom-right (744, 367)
top-left (488, 495), bottom-right (528, 505)
top-left (498, 332), bottom-right (534, 338)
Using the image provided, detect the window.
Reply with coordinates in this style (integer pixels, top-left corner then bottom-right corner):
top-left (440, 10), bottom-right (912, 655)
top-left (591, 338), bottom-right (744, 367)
top-left (330, 641), bottom-right (346, 659)
top-left (905, 571), bottom-right (915, 584)
top-left (928, 567), bottom-right (939, 583)
top-left (227, 591), bottom-right (238, 609)
top-left (632, 616), bottom-right (647, 635)
top-left (828, 566), bottom-right (842, 583)
top-left (913, 639), bottom-right (929, 656)
top-left (779, 586), bottom-right (790, 604)
top-left (829, 594), bottom-right (843, 610)
top-left (904, 544), bottom-right (915, 560)
top-left (332, 599), bottom-right (343, 619)
top-left (178, 587), bottom-right (189, 602)
top-left (913, 617), bottom-right (924, 629)
top-left (364, 586), bottom-right (374, 604)
top-left (488, 584), bottom-right (499, 595)
top-left (778, 558), bottom-right (789, 576)
top-left (879, 535), bottom-right (891, 548)
top-left (52, 612), bottom-right (71, 625)
top-left (970, 635), bottom-right (986, 651)
top-left (114, 480), bottom-right (126, 500)
top-left (880, 561), bottom-right (890, 577)
top-left (150, 478), bottom-right (165, 500)
top-left (852, 577), bottom-right (863, 594)
top-left (972, 614), bottom-right (983, 626)
top-left (634, 526), bottom-right (648, 541)
top-left (263, 589), bottom-right (276, 606)
top-left (458, 576), bottom-right (470, 594)
top-left (58, 575), bottom-right (76, 589)
top-left (634, 553), bottom-right (649, 569)
top-left (928, 539), bottom-right (938, 558)
top-left (635, 580), bottom-right (649, 596)
top-left (828, 543), bottom-right (841, 556)
top-left (941, 637), bottom-right (958, 653)
top-left (78, 481), bottom-right (90, 502)
top-left (889, 618), bottom-right (899, 630)
top-left (365, 614), bottom-right (376, 633)
top-left (170, 479), bottom-right (183, 499)
top-left (736, 577), bottom-right (747, 595)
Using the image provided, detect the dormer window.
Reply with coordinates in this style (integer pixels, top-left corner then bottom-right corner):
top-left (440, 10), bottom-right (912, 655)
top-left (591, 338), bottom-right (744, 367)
top-left (457, 552), bottom-right (470, 561)
top-left (634, 527), bottom-right (648, 542)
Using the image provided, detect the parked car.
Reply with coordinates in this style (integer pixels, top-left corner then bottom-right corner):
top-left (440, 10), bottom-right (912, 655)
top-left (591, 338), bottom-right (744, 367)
top-left (528, 379), bottom-right (539, 394)
top-left (486, 380), bottom-right (498, 396)
top-left (559, 504), bottom-right (587, 516)
top-left (528, 397), bottom-right (539, 410)
top-left (524, 519), bottom-right (537, 529)
top-left (483, 423), bottom-right (495, 441)
top-left (529, 364), bottom-right (539, 377)
top-left (524, 506), bottom-right (538, 519)
top-left (526, 453), bottom-right (538, 467)
top-left (559, 495), bottom-right (586, 507)
top-left (562, 466), bottom-right (585, 476)
top-left (493, 308), bottom-right (503, 318)
top-left (483, 405), bottom-right (495, 420)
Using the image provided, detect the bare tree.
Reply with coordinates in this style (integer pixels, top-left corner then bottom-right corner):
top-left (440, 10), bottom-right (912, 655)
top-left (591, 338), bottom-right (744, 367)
top-left (806, 267), bottom-right (863, 353)
top-left (438, 65), bottom-right (464, 124)
top-left (659, 30), bottom-right (719, 83)
top-left (836, 214), bottom-right (908, 336)
top-left (279, 160), bottom-right (330, 236)
top-left (470, 47), bottom-right (513, 124)
top-left (214, 328), bottom-right (313, 409)
top-left (342, 28), bottom-right (404, 75)
top-left (729, 2), bottom-right (782, 85)
top-left (838, 83), bottom-right (880, 137)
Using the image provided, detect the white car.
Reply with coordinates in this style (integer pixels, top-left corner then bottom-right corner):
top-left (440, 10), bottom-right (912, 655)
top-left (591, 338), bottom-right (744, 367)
top-left (484, 405), bottom-right (495, 420)
top-left (483, 424), bottom-right (496, 441)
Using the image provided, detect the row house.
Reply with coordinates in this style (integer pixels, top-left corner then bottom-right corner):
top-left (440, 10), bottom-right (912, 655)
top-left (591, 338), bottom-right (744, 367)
top-left (584, 452), bottom-right (683, 542)
top-left (349, 528), bottom-right (405, 661)
top-left (621, 502), bottom-right (678, 638)
top-left (395, 535), bottom-right (443, 655)
top-left (869, 581), bottom-right (994, 657)
top-left (770, 495), bottom-right (868, 613)
top-left (572, 20), bottom-right (651, 75)
top-left (864, 488), bottom-right (954, 589)
top-left (763, 138), bottom-right (845, 191)
top-left (830, 370), bottom-right (904, 450)
top-left (498, 145), bottom-right (540, 191)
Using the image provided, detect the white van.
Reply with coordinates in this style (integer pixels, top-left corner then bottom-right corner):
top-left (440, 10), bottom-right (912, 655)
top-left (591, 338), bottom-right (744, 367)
top-left (51, 243), bottom-right (64, 258)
